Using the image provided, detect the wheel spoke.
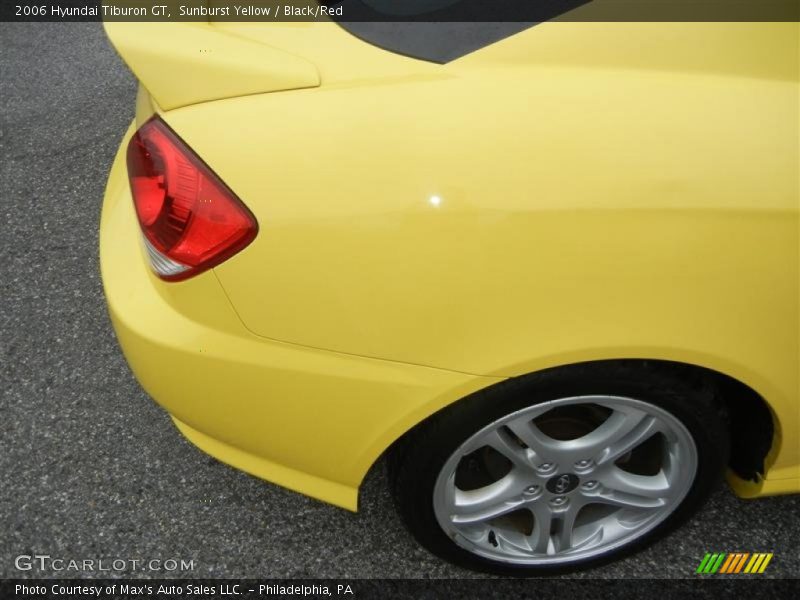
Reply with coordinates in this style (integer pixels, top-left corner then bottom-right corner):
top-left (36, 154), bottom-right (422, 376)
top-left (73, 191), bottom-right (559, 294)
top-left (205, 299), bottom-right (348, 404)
top-left (528, 504), bottom-right (555, 554)
top-left (554, 503), bottom-right (580, 553)
top-left (481, 427), bottom-right (534, 470)
top-left (506, 419), bottom-right (559, 463)
top-left (593, 468), bottom-right (670, 509)
top-left (449, 476), bottom-right (525, 525)
top-left (593, 411), bottom-right (661, 466)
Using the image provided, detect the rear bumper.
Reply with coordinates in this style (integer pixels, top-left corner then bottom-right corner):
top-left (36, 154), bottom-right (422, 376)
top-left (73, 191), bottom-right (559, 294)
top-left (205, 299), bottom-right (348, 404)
top-left (100, 122), bottom-right (500, 509)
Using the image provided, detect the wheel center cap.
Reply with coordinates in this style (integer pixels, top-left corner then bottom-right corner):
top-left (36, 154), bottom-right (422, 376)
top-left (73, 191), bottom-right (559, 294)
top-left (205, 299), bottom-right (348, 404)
top-left (546, 473), bottom-right (580, 494)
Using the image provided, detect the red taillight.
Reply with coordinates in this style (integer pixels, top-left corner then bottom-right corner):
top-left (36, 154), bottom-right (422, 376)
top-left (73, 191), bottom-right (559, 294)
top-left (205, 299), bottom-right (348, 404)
top-left (126, 117), bottom-right (257, 281)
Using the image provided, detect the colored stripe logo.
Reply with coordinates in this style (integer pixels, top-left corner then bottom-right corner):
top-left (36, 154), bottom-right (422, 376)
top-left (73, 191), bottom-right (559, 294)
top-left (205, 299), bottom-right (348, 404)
top-left (696, 552), bottom-right (773, 574)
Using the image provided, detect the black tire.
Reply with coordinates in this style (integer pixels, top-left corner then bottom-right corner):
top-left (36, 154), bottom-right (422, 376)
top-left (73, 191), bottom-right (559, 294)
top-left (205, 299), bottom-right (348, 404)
top-left (388, 361), bottom-right (729, 575)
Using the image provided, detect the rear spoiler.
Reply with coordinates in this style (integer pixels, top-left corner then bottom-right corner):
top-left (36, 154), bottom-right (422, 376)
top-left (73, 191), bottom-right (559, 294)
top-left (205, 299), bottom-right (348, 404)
top-left (103, 22), bottom-right (320, 110)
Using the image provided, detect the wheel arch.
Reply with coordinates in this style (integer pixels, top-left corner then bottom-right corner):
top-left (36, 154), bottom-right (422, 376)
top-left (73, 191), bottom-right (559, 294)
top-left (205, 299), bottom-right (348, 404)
top-left (360, 358), bottom-right (777, 506)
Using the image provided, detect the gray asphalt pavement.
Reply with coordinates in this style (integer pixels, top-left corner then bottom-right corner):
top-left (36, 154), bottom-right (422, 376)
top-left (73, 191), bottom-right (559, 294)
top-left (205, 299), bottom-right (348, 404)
top-left (1, 22), bottom-right (798, 581)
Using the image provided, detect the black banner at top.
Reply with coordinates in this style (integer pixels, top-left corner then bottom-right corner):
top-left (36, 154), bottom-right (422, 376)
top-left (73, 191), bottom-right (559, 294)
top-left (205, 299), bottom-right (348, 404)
top-left (2, 0), bottom-right (799, 22)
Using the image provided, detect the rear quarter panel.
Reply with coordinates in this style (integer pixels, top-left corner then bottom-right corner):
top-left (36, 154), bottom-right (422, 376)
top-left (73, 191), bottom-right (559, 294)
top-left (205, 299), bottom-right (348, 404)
top-left (157, 23), bottom-right (799, 476)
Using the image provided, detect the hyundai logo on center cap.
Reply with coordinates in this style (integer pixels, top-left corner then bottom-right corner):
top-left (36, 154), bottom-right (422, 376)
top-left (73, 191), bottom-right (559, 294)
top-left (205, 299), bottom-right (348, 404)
top-left (547, 473), bottom-right (580, 494)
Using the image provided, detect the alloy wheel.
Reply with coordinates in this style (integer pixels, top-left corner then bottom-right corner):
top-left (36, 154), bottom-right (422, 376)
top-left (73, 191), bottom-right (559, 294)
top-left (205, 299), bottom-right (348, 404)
top-left (432, 395), bottom-right (698, 565)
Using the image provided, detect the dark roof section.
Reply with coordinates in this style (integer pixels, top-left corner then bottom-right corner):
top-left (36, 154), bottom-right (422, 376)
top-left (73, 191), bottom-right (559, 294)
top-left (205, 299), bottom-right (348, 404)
top-left (332, 0), bottom-right (591, 63)
top-left (334, 22), bottom-right (533, 64)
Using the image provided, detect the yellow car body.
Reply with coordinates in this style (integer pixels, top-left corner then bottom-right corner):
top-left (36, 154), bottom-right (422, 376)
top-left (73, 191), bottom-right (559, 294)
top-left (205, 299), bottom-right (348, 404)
top-left (101, 19), bottom-right (799, 512)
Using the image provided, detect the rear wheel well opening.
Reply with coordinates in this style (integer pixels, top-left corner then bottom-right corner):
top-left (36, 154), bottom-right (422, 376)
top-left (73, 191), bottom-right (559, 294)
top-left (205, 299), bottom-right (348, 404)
top-left (644, 359), bottom-right (775, 482)
top-left (703, 368), bottom-right (775, 482)
top-left (379, 359), bottom-right (775, 497)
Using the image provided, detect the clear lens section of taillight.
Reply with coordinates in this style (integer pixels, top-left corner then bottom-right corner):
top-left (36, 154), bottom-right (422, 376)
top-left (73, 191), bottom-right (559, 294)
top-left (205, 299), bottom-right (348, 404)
top-left (126, 117), bottom-right (258, 281)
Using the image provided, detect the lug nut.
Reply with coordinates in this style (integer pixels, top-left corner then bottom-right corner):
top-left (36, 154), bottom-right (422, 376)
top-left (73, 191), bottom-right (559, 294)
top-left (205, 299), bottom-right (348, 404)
top-left (537, 463), bottom-right (554, 472)
top-left (523, 485), bottom-right (540, 495)
top-left (575, 459), bottom-right (593, 469)
top-left (550, 496), bottom-right (568, 506)
top-left (582, 480), bottom-right (599, 490)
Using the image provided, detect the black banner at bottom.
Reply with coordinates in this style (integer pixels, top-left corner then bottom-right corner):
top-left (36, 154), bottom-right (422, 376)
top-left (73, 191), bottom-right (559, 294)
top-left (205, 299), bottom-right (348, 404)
top-left (2, 579), bottom-right (799, 600)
